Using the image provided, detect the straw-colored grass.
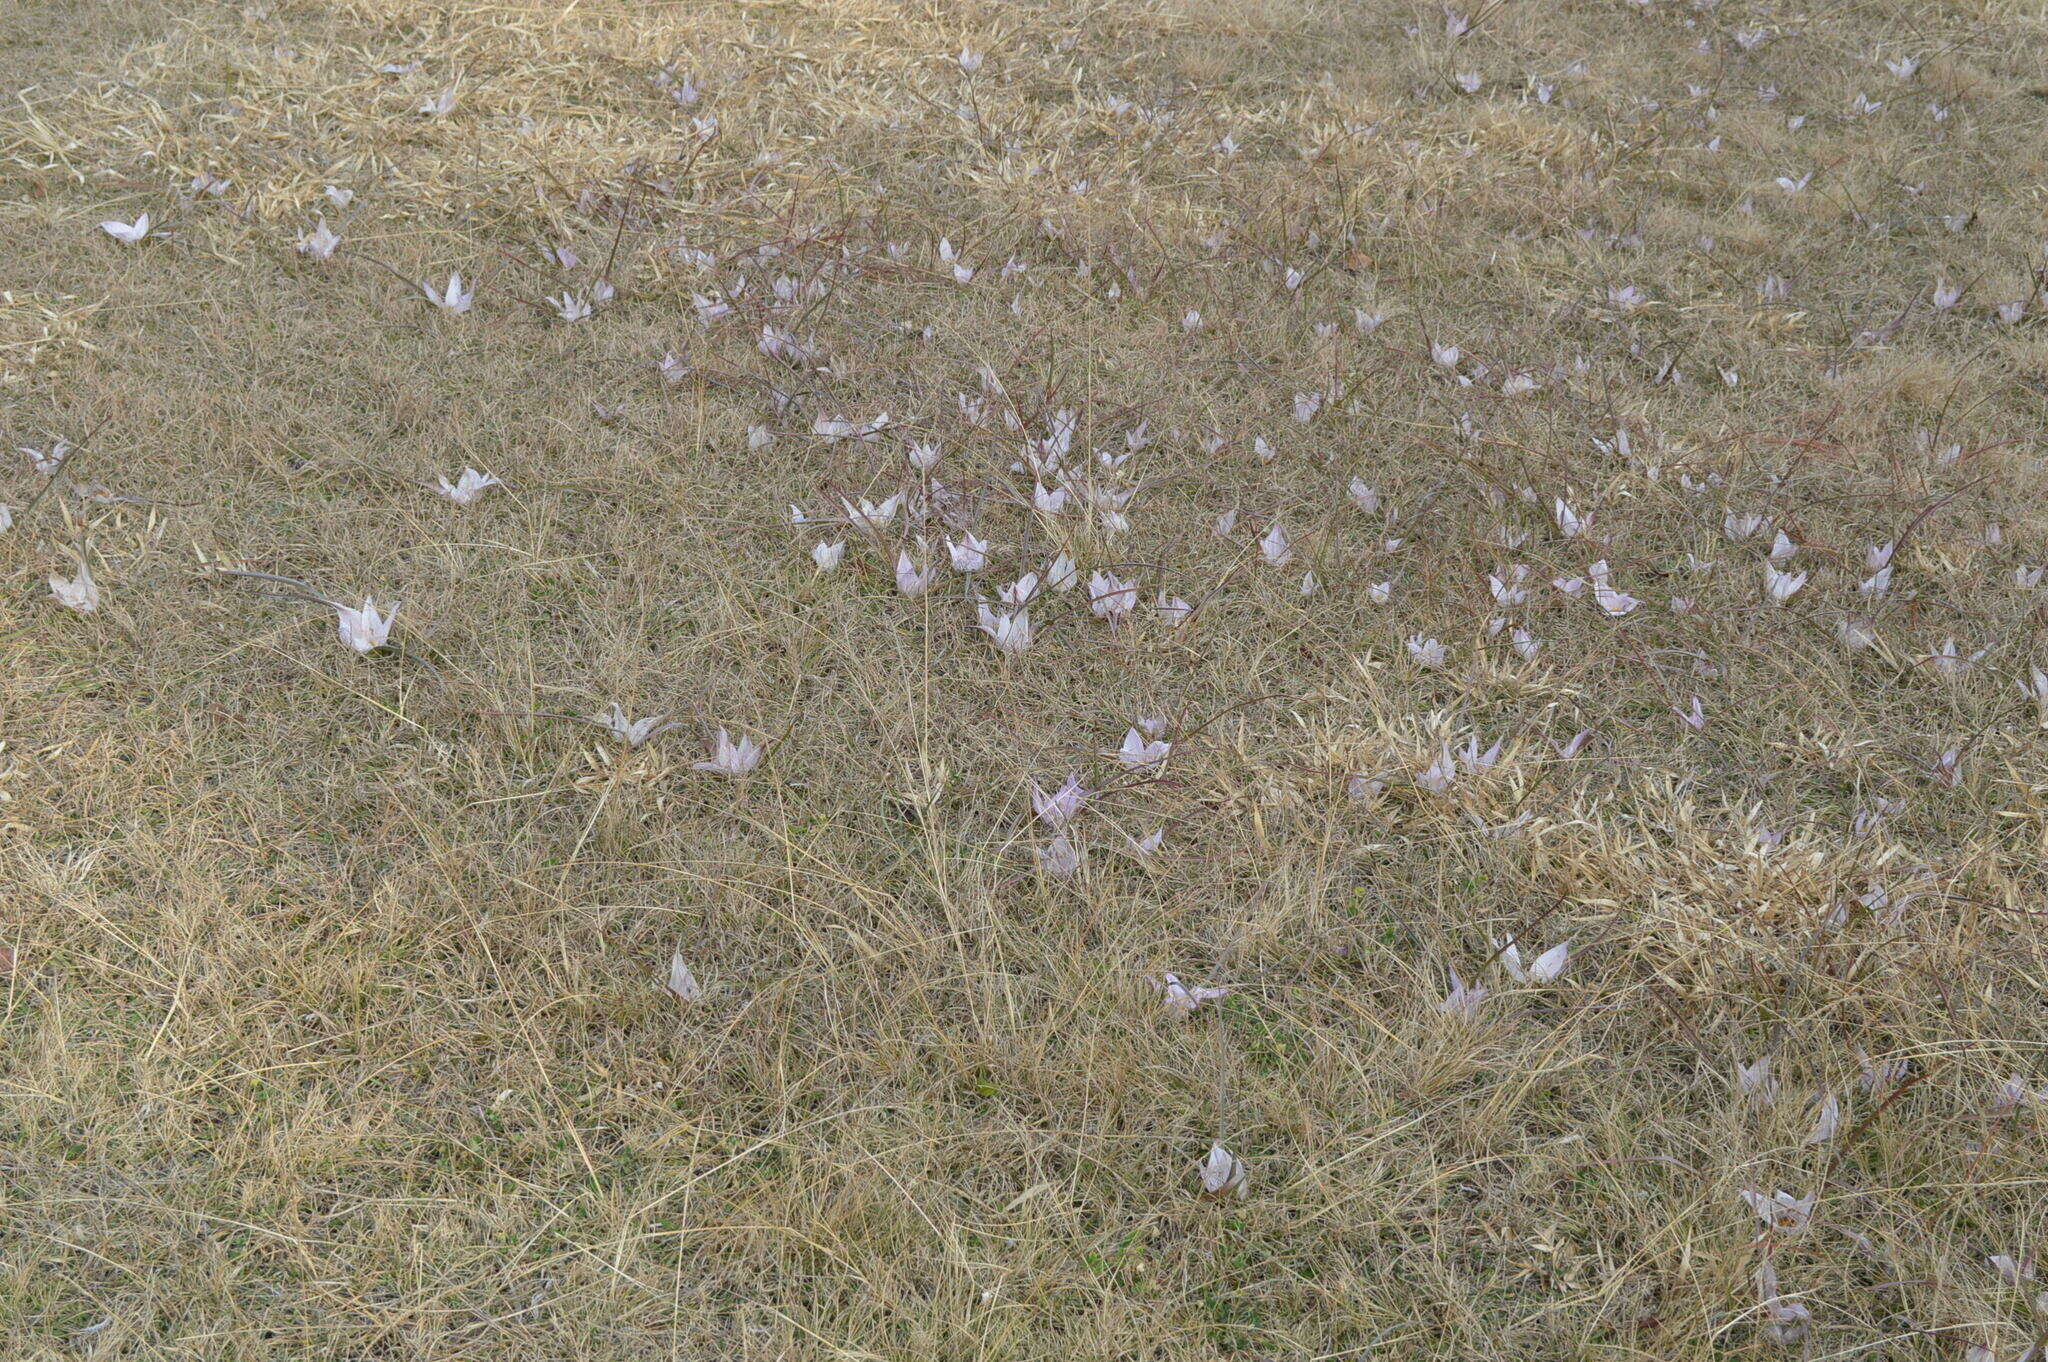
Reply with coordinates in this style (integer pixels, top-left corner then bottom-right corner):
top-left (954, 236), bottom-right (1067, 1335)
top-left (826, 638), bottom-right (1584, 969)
top-left (6, 0), bottom-right (2048, 1356)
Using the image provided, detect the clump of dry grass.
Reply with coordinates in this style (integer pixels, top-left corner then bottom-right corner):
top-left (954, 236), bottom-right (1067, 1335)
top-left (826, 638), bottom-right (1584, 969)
top-left (5, 0), bottom-right (2048, 1356)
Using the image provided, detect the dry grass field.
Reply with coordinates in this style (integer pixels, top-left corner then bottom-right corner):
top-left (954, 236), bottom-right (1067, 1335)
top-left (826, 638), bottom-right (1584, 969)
top-left (6, 0), bottom-right (2048, 1355)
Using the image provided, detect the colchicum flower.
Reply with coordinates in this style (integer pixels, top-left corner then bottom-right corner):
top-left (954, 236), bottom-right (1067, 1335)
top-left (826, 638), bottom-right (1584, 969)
top-left (1088, 570), bottom-right (1138, 620)
top-left (663, 953), bottom-right (704, 1002)
top-left (335, 597), bottom-right (396, 654)
top-left (1496, 937), bottom-right (1569, 984)
top-left (894, 548), bottom-right (935, 597)
top-left (693, 728), bottom-right (764, 776)
top-left (1157, 973), bottom-right (1227, 1017)
top-left (296, 218), bottom-right (341, 260)
top-left (1109, 727), bottom-right (1170, 766)
top-left (101, 213), bottom-right (151, 244)
top-left (49, 561), bottom-right (101, 613)
top-left (435, 468), bottom-right (502, 505)
top-left (1439, 967), bottom-right (1488, 1020)
top-left (1198, 1143), bottom-right (1248, 1198)
top-left (948, 533), bottom-right (989, 572)
top-left (595, 704), bottom-right (671, 747)
top-left (422, 272), bottom-right (474, 313)
top-left (1030, 773), bottom-right (1088, 827)
top-left (1740, 1188), bottom-right (1816, 1235)
top-left (977, 603), bottom-right (1033, 655)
